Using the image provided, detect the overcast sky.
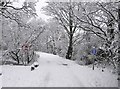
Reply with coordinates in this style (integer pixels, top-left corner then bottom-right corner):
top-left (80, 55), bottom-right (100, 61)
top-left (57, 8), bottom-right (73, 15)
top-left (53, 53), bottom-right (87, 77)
top-left (35, 0), bottom-right (51, 21)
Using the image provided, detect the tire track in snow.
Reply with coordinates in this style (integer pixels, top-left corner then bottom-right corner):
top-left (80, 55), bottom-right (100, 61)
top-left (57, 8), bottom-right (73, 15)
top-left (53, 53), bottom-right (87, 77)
top-left (69, 71), bottom-right (85, 87)
top-left (37, 52), bottom-right (85, 87)
top-left (62, 65), bottom-right (85, 87)
top-left (43, 72), bottom-right (50, 87)
top-left (58, 60), bottom-right (85, 87)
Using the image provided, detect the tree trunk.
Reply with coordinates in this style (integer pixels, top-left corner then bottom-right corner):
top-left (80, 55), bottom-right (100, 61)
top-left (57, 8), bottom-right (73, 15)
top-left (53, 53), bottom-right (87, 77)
top-left (27, 52), bottom-right (29, 64)
top-left (66, 0), bottom-right (73, 60)
top-left (66, 33), bottom-right (73, 60)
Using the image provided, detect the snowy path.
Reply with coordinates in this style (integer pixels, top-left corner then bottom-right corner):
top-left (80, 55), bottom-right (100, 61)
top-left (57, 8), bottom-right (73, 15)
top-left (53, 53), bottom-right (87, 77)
top-left (2, 52), bottom-right (118, 87)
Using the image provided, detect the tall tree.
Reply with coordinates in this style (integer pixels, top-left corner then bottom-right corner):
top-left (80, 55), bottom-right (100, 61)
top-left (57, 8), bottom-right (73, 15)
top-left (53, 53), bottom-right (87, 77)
top-left (0, 0), bottom-right (46, 65)
top-left (75, 2), bottom-right (119, 67)
top-left (118, 3), bottom-right (120, 75)
top-left (43, 2), bottom-right (82, 59)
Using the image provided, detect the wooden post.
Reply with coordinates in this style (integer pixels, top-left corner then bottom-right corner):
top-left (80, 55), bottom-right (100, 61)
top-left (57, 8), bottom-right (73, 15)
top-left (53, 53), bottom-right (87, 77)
top-left (93, 57), bottom-right (95, 70)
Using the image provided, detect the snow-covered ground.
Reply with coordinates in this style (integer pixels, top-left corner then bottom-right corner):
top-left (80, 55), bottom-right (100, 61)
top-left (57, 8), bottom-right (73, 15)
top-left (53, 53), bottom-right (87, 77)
top-left (0, 66), bottom-right (2, 88)
top-left (2, 52), bottom-right (118, 87)
top-left (0, 50), bottom-right (2, 88)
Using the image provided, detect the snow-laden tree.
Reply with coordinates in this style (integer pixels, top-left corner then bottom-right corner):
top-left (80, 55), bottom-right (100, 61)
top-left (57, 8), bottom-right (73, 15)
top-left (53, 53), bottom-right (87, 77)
top-left (0, 0), bottom-right (37, 50)
top-left (74, 2), bottom-right (119, 68)
top-left (0, 0), bottom-right (45, 65)
top-left (0, 0), bottom-right (37, 25)
top-left (2, 17), bottom-right (45, 65)
top-left (118, 3), bottom-right (120, 76)
top-left (43, 2), bottom-right (83, 60)
top-left (34, 19), bottom-right (68, 57)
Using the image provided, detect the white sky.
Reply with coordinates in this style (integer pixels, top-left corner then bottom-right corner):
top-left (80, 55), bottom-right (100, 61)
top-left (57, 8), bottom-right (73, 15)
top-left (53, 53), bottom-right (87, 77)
top-left (12, 0), bottom-right (50, 22)
top-left (35, 0), bottom-right (51, 21)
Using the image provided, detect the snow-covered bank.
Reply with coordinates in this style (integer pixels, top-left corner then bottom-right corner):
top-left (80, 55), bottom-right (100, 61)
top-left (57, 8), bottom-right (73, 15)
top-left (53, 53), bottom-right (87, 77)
top-left (2, 52), bottom-right (118, 87)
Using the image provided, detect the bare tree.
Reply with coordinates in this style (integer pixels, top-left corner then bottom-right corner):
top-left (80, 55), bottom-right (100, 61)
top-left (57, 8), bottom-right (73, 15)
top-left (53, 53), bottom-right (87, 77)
top-left (43, 2), bottom-right (83, 60)
top-left (118, 3), bottom-right (120, 76)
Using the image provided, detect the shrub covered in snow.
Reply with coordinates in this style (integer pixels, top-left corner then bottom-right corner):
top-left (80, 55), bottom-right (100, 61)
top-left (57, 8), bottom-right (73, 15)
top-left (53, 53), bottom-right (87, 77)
top-left (2, 48), bottom-right (39, 66)
top-left (76, 55), bottom-right (94, 65)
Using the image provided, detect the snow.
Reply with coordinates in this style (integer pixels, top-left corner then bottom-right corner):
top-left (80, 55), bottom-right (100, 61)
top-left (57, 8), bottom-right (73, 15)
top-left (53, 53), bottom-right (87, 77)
top-left (0, 50), bottom-right (2, 88)
top-left (0, 66), bottom-right (2, 89)
top-left (2, 52), bottom-right (118, 87)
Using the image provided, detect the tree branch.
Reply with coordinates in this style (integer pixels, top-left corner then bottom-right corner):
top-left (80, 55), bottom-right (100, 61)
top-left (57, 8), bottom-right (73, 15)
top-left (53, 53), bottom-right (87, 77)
top-left (97, 2), bottom-right (117, 22)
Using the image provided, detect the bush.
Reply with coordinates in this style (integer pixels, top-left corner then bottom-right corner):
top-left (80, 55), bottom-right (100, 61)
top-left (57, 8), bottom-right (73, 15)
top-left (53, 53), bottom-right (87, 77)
top-left (76, 55), bottom-right (94, 65)
top-left (2, 48), bottom-right (38, 66)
